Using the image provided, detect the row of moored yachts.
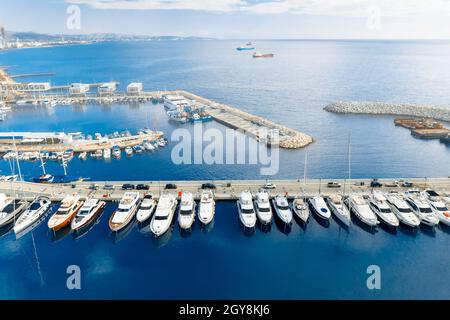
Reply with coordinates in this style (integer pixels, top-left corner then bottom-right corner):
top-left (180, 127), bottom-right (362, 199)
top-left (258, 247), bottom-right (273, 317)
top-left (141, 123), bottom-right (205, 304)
top-left (2, 188), bottom-right (449, 240)
top-left (236, 189), bottom-right (450, 229)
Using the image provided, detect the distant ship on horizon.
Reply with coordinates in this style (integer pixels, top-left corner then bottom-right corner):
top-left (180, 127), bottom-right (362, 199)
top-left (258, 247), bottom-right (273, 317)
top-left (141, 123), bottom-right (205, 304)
top-left (236, 42), bottom-right (255, 51)
top-left (253, 52), bottom-right (274, 58)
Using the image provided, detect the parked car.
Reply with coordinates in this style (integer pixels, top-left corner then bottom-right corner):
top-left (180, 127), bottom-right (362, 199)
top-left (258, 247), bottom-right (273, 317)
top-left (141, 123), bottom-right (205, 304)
top-left (136, 184), bottom-right (150, 190)
top-left (104, 184), bottom-right (115, 190)
top-left (370, 179), bottom-right (383, 188)
top-left (89, 183), bottom-right (99, 190)
top-left (201, 183), bottom-right (216, 189)
top-left (263, 182), bottom-right (277, 189)
top-left (402, 181), bottom-right (414, 188)
top-left (122, 184), bottom-right (135, 190)
top-left (165, 183), bottom-right (177, 190)
top-left (327, 181), bottom-right (341, 188)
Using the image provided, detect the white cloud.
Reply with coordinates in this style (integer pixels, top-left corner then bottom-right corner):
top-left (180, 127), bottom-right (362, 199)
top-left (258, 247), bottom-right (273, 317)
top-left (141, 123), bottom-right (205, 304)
top-left (66, 0), bottom-right (450, 17)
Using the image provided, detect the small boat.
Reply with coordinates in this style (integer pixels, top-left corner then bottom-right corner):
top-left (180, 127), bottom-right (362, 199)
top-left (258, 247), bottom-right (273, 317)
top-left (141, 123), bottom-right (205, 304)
top-left (178, 192), bottom-right (196, 230)
top-left (78, 152), bottom-right (87, 160)
top-left (63, 149), bottom-right (74, 160)
top-left (33, 173), bottom-right (55, 183)
top-left (292, 197), bottom-right (310, 224)
top-left (47, 195), bottom-right (84, 231)
top-left (150, 193), bottom-right (178, 236)
top-left (91, 150), bottom-right (103, 159)
top-left (157, 139), bottom-right (166, 147)
top-left (236, 42), bottom-right (255, 51)
top-left (271, 195), bottom-right (293, 224)
top-left (348, 195), bottom-right (379, 227)
top-left (237, 191), bottom-right (256, 228)
top-left (125, 146), bottom-right (133, 156)
top-left (0, 199), bottom-right (28, 228)
top-left (112, 146), bottom-right (121, 158)
top-left (404, 191), bottom-right (439, 227)
top-left (0, 175), bottom-right (18, 182)
top-left (109, 192), bottom-right (140, 232)
top-left (136, 194), bottom-right (157, 223)
top-left (254, 190), bottom-right (273, 225)
top-left (308, 196), bottom-right (331, 220)
top-left (426, 198), bottom-right (450, 226)
top-left (71, 198), bottom-right (106, 232)
top-left (198, 190), bottom-right (215, 225)
top-left (385, 193), bottom-right (420, 228)
top-left (253, 52), bottom-right (274, 58)
top-left (133, 145), bottom-right (144, 153)
top-left (143, 141), bottom-right (155, 151)
top-left (368, 192), bottom-right (399, 227)
top-left (103, 148), bottom-right (111, 159)
top-left (326, 194), bottom-right (351, 227)
top-left (13, 197), bottom-right (51, 237)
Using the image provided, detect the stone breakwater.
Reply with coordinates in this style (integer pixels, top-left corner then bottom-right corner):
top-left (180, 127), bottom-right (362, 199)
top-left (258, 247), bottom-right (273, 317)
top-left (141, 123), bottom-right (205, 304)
top-left (177, 90), bottom-right (314, 149)
top-left (324, 101), bottom-right (450, 122)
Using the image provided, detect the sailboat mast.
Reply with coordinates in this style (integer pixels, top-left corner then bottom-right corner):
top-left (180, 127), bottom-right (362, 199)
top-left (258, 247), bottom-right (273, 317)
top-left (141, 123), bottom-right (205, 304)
top-left (302, 151), bottom-right (308, 197)
top-left (12, 136), bottom-right (23, 181)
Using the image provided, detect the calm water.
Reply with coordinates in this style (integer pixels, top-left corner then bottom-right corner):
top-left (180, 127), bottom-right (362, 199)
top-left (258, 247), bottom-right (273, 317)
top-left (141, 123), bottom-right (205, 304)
top-left (0, 40), bottom-right (450, 299)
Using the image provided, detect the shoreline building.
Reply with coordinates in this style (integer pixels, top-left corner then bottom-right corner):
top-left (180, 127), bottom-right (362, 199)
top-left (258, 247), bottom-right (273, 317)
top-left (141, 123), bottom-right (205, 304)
top-left (0, 25), bottom-right (6, 50)
top-left (127, 82), bottom-right (143, 95)
top-left (69, 83), bottom-right (90, 96)
top-left (98, 82), bottom-right (118, 96)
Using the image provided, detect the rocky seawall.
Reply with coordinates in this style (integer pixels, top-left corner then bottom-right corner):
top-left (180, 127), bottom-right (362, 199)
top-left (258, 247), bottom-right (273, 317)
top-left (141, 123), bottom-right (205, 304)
top-left (324, 101), bottom-right (450, 122)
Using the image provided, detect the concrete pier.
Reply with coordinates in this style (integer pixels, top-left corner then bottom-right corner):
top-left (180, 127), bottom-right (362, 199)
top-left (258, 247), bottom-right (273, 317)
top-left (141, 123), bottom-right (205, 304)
top-left (2, 177), bottom-right (449, 202)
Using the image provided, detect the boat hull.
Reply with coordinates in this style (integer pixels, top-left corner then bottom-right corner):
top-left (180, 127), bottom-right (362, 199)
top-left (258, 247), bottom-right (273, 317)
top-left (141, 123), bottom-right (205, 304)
top-left (72, 202), bottom-right (106, 232)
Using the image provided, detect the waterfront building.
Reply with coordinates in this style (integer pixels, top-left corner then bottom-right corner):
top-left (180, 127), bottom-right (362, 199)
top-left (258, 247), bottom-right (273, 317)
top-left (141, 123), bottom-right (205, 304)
top-left (98, 82), bottom-right (118, 96)
top-left (127, 82), bottom-right (143, 95)
top-left (69, 83), bottom-right (90, 96)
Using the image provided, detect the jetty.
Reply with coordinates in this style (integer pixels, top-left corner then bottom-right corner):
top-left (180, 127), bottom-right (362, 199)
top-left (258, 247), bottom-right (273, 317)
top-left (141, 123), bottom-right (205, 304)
top-left (2, 177), bottom-right (449, 202)
top-left (325, 101), bottom-right (450, 122)
top-left (395, 117), bottom-right (450, 139)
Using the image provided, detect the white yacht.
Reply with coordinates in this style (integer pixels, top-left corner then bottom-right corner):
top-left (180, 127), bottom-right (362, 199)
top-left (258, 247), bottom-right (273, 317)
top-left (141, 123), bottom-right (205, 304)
top-left (237, 191), bottom-right (256, 228)
top-left (125, 146), bottom-right (133, 156)
top-left (103, 148), bottom-right (111, 159)
top-left (198, 190), bottom-right (215, 225)
top-left (71, 198), bottom-right (106, 231)
top-left (404, 191), bottom-right (439, 227)
top-left (178, 192), bottom-right (196, 229)
top-left (422, 189), bottom-right (442, 203)
top-left (427, 199), bottom-right (450, 226)
top-left (13, 196), bottom-right (51, 237)
top-left (150, 193), bottom-right (178, 236)
top-left (348, 195), bottom-right (379, 227)
top-left (109, 192), bottom-right (140, 231)
top-left (326, 194), bottom-right (351, 227)
top-left (143, 141), bottom-right (155, 151)
top-left (385, 193), bottom-right (421, 228)
top-left (78, 152), bottom-right (87, 160)
top-left (271, 195), bottom-right (293, 224)
top-left (308, 196), bottom-right (331, 220)
top-left (292, 197), bottom-right (310, 224)
top-left (253, 190), bottom-right (273, 225)
top-left (112, 146), bottom-right (121, 158)
top-left (136, 194), bottom-right (157, 223)
top-left (368, 192), bottom-right (399, 227)
top-left (0, 199), bottom-right (28, 228)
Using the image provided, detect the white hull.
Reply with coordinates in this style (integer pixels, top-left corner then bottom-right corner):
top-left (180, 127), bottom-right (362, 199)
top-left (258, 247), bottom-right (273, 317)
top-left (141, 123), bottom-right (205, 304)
top-left (237, 201), bottom-right (257, 228)
top-left (328, 200), bottom-right (351, 226)
top-left (13, 197), bottom-right (51, 237)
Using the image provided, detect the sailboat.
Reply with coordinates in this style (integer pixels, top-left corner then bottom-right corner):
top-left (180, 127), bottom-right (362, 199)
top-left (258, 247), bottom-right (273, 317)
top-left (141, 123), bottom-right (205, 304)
top-left (293, 151), bottom-right (310, 224)
top-left (33, 151), bottom-right (54, 183)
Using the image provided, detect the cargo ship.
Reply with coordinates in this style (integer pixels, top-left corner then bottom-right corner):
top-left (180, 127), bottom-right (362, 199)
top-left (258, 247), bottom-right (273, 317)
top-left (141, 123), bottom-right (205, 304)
top-left (253, 52), bottom-right (274, 58)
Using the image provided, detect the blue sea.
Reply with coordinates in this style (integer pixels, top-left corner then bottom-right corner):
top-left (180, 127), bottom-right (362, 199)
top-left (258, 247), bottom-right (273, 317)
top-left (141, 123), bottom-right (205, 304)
top-left (0, 40), bottom-right (449, 299)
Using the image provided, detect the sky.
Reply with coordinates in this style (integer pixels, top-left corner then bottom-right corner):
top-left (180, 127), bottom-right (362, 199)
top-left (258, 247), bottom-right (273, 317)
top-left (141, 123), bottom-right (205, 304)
top-left (1, 0), bottom-right (450, 39)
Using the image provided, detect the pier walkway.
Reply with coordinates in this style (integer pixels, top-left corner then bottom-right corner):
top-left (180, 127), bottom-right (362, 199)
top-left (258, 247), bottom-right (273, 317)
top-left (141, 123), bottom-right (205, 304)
top-left (2, 178), bottom-right (449, 202)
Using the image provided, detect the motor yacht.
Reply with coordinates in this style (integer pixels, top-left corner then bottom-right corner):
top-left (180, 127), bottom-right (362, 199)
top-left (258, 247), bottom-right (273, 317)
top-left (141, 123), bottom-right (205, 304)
top-left (143, 141), bottom-right (155, 151)
top-left (178, 192), bottom-right (196, 229)
top-left (136, 194), bottom-right (157, 223)
top-left (112, 146), bottom-right (121, 158)
top-left (237, 191), bottom-right (256, 228)
top-left (292, 197), bottom-right (310, 224)
top-left (71, 198), bottom-right (106, 232)
top-left (78, 152), bottom-right (87, 160)
top-left (254, 190), bottom-right (273, 225)
top-left (13, 196), bottom-right (51, 237)
top-left (271, 195), bottom-right (293, 224)
top-left (150, 193), bottom-right (178, 236)
top-left (326, 194), bottom-right (351, 227)
top-left (348, 195), bottom-right (379, 227)
top-left (0, 199), bottom-right (28, 228)
top-left (198, 190), bottom-right (215, 225)
top-left (103, 148), bottom-right (111, 159)
top-left (385, 193), bottom-right (421, 228)
top-left (404, 191), bottom-right (439, 227)
top-left (427, 199), bottom-right (450, 226)
top-left (125, 146), bottom-right (133, 156)
top-left (368, 192), bottom-right (399, 227)
top-left (109, 192), bottom-right (140, 231)
top-left (308, 196), bottom-right (331, 220)
top-left (48, 195), bottom-right (83, 231)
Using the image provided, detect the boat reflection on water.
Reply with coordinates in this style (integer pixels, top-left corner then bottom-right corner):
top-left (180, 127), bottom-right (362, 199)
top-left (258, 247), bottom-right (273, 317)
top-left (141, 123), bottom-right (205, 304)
top-left (49, 225), bottom-right (72, 243)
top-left (274, 216), bottom-right (291, 235)
top-left (257, 220), bottom-right (271, 233)
top-left (152, 223), bottom-right (174, 248)
top-left (199, 218), bottom-right (215, 234)
top-left (0, 223), bottom-right (13, 239)
top-left (179, 222), bottom-right (194, 238)
top-left (112, 218), bottom-right (138, 244)
top-left (73, 210), bottom-right (105, 241)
